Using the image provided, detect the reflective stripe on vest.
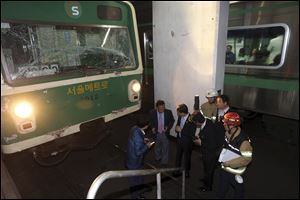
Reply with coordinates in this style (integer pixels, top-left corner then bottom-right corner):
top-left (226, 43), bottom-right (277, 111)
top-left (222, 133), bottom-right (252, 175)
top-left (241, 151), bottom-right (253, 158)
top-left (221, 165), bottom-right (246, 175)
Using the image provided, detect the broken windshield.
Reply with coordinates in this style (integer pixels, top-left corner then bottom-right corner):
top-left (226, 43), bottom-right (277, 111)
top-left (1, 22), bottom-right (136, 84)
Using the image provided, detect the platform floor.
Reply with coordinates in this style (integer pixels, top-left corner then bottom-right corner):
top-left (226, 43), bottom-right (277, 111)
top-left (2, 112), bottom-right (299, 199)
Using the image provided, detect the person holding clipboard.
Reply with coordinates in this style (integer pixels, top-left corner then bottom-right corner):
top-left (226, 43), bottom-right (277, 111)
top-left (217, 112), bottom-right (253, 199)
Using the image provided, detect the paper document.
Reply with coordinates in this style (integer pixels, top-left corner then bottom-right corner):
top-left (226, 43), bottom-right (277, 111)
top-left (218, 148), bottom-right (241, 162)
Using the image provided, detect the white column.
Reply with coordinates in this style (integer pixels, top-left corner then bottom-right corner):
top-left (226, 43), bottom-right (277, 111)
top-left (153, 1), bottom-right (229, 136)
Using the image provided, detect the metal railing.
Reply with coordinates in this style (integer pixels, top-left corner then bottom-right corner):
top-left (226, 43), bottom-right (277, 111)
top-left (86, 167), bottom-right (185, 199)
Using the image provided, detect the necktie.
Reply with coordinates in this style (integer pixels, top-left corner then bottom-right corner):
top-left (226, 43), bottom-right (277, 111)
top-left (158, 113), bottom-right (163, 133)
top-left (179, 116), bottom-right (186, 138)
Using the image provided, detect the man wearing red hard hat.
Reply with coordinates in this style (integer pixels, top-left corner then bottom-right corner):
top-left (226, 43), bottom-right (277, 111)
top-left (217, 112), bottom-right (253, 199)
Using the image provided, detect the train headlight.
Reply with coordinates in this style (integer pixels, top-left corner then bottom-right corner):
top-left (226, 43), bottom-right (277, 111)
top-left (128, 80), bottom-right (141, 102)
top-left (132, 82), bottom-right (141, 93)
top-left (11, 101), bottom-right (36, 134)
top-left (14, 102), bottom-right (33, 119)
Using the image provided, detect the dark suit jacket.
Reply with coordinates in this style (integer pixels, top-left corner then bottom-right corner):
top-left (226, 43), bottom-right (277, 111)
top-left (126, 126), bottom-right (148, 169)
top-left (175, 114), bottom-right (197, 141)
top-left (199, 119), bottom-right (219, 151)
top-left (214, 107), bottom-right (235, 148)
top-left (149, 109), bottom-right (175, 136)
top-left (215, 107), bottom-right (234, 123)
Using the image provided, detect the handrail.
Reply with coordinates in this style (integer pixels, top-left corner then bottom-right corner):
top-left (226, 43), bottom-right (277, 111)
top-left (86, 167), bottom-right (185, 199)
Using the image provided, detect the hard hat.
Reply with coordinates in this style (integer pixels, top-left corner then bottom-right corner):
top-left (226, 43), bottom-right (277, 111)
top-left (206, 89), bottom-right (218, 98)
top-left (222, 112), bottom-right (241, 126)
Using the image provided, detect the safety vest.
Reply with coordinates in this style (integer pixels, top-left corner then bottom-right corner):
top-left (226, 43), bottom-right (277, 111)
top-left (221, 131), bottom-right (252, 175)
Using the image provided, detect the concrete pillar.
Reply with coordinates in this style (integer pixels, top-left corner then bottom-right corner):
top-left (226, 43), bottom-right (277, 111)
top-left (153, 1), bottom-right (229, 136)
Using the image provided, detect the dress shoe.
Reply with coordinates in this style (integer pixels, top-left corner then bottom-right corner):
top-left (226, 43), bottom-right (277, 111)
top-left (199, 186), bottom-right (212, 192)
top-left (137, 194), bottom-right (146, 199)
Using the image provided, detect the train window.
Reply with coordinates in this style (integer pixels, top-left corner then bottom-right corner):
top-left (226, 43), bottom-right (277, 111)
top-left (1, 22), bottom-right (136, 85)
top-left (226, 24), bottom-right (290, 69)
top-left (97, 5), bottom-right (122, 20)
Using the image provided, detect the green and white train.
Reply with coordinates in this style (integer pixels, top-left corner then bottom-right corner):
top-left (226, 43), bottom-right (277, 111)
top-left (1, 1), bottom-right (143, 154)
top-left (142, 1), bottom-right (298, 121)
top-left (224, 1), bottom-right (299, 120)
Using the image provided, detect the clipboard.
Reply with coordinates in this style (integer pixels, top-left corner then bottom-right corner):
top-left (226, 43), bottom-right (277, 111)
top-left (218, 148), bottom-right (241, 162)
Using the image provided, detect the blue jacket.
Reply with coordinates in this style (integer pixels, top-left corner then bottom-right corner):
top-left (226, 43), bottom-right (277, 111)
top-left (126, 126), bottom-right (148, 169)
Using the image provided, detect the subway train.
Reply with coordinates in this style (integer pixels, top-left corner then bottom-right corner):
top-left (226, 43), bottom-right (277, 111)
top-left (1, 1), bottom-right (143, 159)
top-left (140, 1), bottom-right (298, 145)
top-left (142, 1), bottom-right (298, 121)
top-left (224, 1), bottom-right (299, 120)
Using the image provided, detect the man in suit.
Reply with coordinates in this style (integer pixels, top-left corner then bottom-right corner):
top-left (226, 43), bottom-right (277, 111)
top-left (216, 95), bottom-right (232, 123)
top-left (149, 100), bottom-right (175, 166)
top-left (214, 95), bottom-right (234, 149)
top-left (193, 112), bottom-right (220, 192)
top-left (173, 104), bottom-right (197, 178)
top-left (126, 115), bottom-right (154, 199)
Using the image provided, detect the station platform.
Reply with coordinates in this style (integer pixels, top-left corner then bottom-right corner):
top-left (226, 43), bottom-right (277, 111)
top-left (2, 112), bottom-right (299, 199)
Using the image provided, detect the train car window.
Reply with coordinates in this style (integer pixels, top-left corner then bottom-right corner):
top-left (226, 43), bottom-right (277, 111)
top-left (97, 5), bottom-right (122, 20)
top-left (1, 22), bottom-right (136, 85)
top-left (226, 24), bottom-right (290, 69)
